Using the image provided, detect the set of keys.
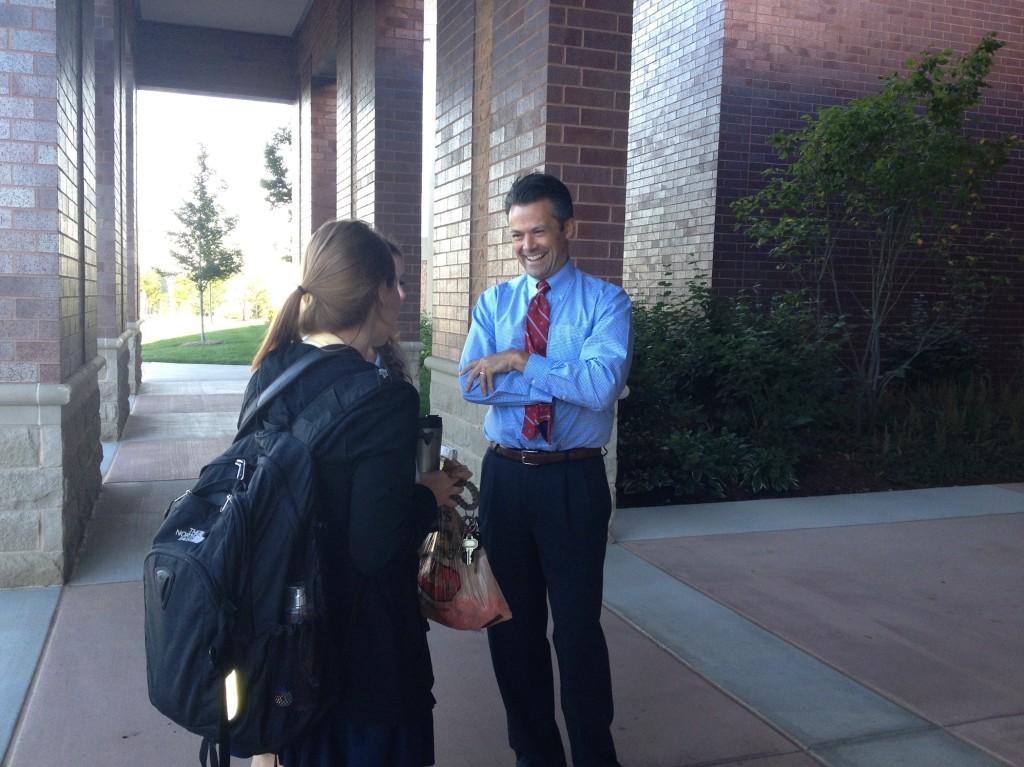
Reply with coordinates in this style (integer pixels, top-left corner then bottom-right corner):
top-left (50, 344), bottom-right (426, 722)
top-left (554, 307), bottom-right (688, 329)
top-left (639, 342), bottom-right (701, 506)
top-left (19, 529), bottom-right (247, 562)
top-left (461, 513), bottom-right (480, 565)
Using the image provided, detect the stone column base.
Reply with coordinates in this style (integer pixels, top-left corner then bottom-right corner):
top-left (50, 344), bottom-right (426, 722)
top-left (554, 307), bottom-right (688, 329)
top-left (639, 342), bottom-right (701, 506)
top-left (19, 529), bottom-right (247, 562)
top-left (127, 319), bottom-right (144, 394)
top-left (98, 331), bottom-right (133, 440)
top-left (0, 356), bottom-right (105, 587)
top-left (424, 356), bottom-right (489, 476)
top-left (400, 340), bottom-right (423, 390)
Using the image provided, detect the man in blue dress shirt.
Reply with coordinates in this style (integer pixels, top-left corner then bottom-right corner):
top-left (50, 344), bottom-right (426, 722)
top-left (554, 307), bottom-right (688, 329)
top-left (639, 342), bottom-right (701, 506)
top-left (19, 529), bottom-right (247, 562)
top-left (460, 173), bottom-right (632, 767)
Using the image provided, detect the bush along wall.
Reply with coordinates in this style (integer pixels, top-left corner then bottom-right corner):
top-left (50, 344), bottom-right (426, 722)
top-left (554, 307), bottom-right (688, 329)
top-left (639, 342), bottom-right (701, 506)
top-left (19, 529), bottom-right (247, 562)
top-left (618, 282), bottom-right (847, 504)
top-left (617, 279), bottom-right (1024, 506)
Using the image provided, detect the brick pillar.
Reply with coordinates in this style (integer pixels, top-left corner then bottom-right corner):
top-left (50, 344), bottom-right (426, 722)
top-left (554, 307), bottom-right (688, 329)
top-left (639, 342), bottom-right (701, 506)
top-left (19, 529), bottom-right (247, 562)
top-left (94, 0), bottom-right (130, 440)
top-left (623, 0), bottom-right (724, 300)
top-left (123, 2), bottom-right (142, 393)
top-left (335, 0), bottom-right (353, 218)
top-left (0, 0), bottom-right (104, 587)
top-left (311, 78), bottom-right (337, 231)
top-left (337, 0), bottom-right (424, 381)
top-left (299, 71), bottom-right (339, 254)
top-left (428, 0), bottom-right (633, 485)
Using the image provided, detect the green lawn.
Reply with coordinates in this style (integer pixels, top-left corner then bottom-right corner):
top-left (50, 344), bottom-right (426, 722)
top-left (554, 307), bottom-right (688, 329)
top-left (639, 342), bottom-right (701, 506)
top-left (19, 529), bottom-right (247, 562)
top-left (143, 323), bottom-right (268, 365)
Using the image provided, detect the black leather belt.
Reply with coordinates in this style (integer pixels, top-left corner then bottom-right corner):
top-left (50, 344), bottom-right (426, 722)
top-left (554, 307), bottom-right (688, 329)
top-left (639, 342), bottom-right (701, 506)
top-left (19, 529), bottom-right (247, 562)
top-left (491, 444), bottom-right (603, 466)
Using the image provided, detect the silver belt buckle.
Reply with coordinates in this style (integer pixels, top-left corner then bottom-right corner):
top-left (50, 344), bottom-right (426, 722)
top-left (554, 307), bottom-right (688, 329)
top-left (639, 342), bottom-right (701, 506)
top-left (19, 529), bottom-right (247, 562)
top-left (520, 449), bottom-right (545, 466)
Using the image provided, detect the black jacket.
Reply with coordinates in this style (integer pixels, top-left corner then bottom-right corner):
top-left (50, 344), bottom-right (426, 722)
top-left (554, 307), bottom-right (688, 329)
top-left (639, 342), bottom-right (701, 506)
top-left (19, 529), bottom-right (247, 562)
top-left (240, 342), bottom-right (437, 722)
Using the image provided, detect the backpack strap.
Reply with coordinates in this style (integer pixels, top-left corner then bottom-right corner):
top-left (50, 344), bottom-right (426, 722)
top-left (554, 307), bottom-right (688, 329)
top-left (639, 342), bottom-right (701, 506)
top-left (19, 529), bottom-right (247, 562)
top-left (289, 367), bottom-right (392, 452)
top-left (236, 347), bottom-right (341, 437)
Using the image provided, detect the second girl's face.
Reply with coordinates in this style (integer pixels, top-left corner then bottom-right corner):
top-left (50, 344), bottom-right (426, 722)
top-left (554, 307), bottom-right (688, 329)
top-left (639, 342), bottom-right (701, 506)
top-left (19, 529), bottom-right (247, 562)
top-left (374, 255), bottom-right (405, 344)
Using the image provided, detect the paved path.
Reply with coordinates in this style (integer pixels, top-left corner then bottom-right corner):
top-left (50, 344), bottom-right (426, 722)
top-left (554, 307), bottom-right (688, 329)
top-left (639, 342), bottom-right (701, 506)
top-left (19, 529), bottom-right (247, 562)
top-left (1, 362), bottom-right (1022, 766)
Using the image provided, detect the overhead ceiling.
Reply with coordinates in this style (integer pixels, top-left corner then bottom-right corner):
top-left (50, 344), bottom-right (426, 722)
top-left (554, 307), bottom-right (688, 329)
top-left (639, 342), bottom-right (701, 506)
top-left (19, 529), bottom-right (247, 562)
top-left (137, 0), bottom-right (314, 37)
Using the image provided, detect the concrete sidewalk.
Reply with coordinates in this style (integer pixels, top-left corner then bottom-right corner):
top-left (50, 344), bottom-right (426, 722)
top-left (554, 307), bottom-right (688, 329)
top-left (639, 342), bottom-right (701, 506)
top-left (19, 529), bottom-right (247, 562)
top-left (1, 361), bottom-right (1021, 766)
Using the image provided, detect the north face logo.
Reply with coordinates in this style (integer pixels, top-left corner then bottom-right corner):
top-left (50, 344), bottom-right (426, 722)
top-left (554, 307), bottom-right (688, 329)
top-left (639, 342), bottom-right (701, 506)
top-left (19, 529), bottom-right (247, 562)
top-left (175, 528), bottom-right (206, 544)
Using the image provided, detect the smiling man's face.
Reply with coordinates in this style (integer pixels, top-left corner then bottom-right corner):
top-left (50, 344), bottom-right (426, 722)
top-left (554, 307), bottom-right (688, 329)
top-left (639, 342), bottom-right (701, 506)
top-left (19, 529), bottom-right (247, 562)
top-left (508, 199), bottom-right (576, 281)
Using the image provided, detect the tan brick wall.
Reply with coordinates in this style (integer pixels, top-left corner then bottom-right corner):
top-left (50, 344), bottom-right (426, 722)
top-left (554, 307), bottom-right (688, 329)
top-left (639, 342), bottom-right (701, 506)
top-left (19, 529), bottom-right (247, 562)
top-left (351, 1), bottom-right (376, 224)
top-left (95, 0), bottom-right (123, 340)
top-left (624, 0), bottom-right (724, 299)
top-left (122, 0), bottom-right (138, 330)
top-left (0, 2), bottom-right (61, 384)
top-left (57, 0), bottom-right (98, 384)
top-left (431, 0), bottom-right (474, 362)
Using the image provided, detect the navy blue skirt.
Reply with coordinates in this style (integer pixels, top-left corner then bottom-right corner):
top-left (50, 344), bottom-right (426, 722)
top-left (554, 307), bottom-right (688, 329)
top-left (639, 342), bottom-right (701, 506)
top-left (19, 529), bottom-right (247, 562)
top-left (280, 707), bottom-right (434, 767)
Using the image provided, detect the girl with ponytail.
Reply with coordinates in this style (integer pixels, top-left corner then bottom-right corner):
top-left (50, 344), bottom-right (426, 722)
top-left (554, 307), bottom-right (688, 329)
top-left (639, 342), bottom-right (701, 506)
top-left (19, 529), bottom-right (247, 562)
top-left (243, 220), bottom-right (456, 767)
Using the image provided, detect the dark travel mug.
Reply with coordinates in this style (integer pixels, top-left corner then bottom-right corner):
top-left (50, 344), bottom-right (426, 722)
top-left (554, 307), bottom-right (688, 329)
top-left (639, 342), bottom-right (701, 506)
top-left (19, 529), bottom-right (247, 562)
top-left (416, 415), bottom-right (443, 474)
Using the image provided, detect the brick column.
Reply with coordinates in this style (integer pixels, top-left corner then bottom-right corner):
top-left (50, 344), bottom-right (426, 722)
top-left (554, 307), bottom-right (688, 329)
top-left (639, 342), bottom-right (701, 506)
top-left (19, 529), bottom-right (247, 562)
top-left (123, 2), bottom-right (141, 393)
top-left (0, 0), bottom-right (104, 587)
top-left (336, 0), bottom-right (424, 380)
top-left (94, 0), bottom-right (130, 440)
top-left (623, 0), bottom-right (724, 300)
top-left (312, 78), bottom-right (337, 232)
top-left (428, 0), bottom-right (633, 484)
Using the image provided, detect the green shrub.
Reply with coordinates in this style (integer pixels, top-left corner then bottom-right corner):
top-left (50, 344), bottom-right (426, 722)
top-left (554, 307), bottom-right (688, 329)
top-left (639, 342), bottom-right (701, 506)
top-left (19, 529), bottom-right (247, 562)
top-left (418, 313), bottom-right (432, 416)
top-left (874, 375), bottom-right (1024, 486)
top-left (618, 283), bottom-right (846, 501)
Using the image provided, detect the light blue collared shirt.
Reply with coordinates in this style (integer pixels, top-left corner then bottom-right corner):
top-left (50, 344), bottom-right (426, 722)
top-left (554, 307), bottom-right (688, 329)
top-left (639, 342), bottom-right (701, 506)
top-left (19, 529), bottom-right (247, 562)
top-left (459, 261), bottom-right (632, 450)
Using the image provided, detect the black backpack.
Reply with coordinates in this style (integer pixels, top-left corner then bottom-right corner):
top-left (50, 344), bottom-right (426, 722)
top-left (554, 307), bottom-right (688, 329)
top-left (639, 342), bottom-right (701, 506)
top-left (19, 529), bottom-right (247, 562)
top-left (143, 350), bottom-right (389, 766)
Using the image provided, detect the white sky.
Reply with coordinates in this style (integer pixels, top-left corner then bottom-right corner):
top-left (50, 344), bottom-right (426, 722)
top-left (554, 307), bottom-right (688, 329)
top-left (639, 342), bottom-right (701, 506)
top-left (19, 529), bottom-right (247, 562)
top-left (136, 90), bottom-right (295, 282)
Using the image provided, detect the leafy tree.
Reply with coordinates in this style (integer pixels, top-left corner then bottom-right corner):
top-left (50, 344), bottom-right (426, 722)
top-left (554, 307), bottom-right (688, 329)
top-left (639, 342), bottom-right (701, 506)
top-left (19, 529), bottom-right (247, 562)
top-left (733, 34), bottom-right (1015, 423)
top-left (244, 281), bottom-right (272, 320)
top-left (168, 146), bottom-right (244, 343)
top-left (260, 127), bottom-right (292, 210)
top-left (140, 269), bottom-right (165, 315)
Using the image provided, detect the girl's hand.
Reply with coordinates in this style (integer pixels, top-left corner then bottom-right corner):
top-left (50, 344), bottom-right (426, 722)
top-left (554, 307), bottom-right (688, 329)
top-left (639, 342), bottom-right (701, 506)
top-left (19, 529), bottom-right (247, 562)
top-left (418, 470), bottom-right (461, 508)
top-left (441, 457), bottom-right (473, 484)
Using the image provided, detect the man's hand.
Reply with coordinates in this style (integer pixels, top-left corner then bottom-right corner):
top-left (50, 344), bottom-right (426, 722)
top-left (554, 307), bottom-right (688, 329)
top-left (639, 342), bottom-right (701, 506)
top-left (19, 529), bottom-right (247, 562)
top-left (461, 350), bottom-right (529, 396)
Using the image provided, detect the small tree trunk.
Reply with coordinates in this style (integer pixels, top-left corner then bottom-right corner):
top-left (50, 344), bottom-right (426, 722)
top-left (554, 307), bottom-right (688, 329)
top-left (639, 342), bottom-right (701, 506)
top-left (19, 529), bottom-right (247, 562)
top-left (199, 287), bottom-right (207, 343)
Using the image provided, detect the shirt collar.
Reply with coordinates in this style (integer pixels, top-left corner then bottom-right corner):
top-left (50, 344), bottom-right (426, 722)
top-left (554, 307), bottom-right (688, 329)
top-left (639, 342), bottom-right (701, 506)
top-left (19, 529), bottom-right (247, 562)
top-left (525, 260), bottom-right (575, 295)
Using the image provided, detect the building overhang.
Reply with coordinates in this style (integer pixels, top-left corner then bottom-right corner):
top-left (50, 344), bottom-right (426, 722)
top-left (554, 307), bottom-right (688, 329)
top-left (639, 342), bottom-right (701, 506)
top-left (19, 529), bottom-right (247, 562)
top-left (133, 0), bottom-right (313, 103)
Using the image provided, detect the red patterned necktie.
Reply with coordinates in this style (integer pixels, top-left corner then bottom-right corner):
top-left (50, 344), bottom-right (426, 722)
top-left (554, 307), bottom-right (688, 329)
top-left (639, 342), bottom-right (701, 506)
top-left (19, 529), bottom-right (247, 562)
top-left (522, 280), bottom-right (552, 441)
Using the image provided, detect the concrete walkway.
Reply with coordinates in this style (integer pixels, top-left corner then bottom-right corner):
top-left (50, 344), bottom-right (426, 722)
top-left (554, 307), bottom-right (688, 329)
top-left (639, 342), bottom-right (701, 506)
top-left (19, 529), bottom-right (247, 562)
top-left (1, 361), bottom-right (1022, 766)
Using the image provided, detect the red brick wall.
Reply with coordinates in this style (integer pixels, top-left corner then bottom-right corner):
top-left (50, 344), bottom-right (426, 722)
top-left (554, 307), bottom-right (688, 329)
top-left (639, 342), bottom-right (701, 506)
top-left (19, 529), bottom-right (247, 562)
top-left (713, 0), bottom-right (1023, 367)
top-left (311, 78), bottom-right (337, 231)
top-left (431, 0), bottom-right (632, 362)
top-left (545, 0), bottom-right (631, 285)
top-left (298, 59), bottom-right (313, 256)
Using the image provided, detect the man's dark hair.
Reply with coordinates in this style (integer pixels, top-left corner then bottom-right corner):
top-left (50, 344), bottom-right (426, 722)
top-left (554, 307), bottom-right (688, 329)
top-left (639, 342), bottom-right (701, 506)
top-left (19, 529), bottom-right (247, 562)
top-left (504, 173), bottom-right (574, 226)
